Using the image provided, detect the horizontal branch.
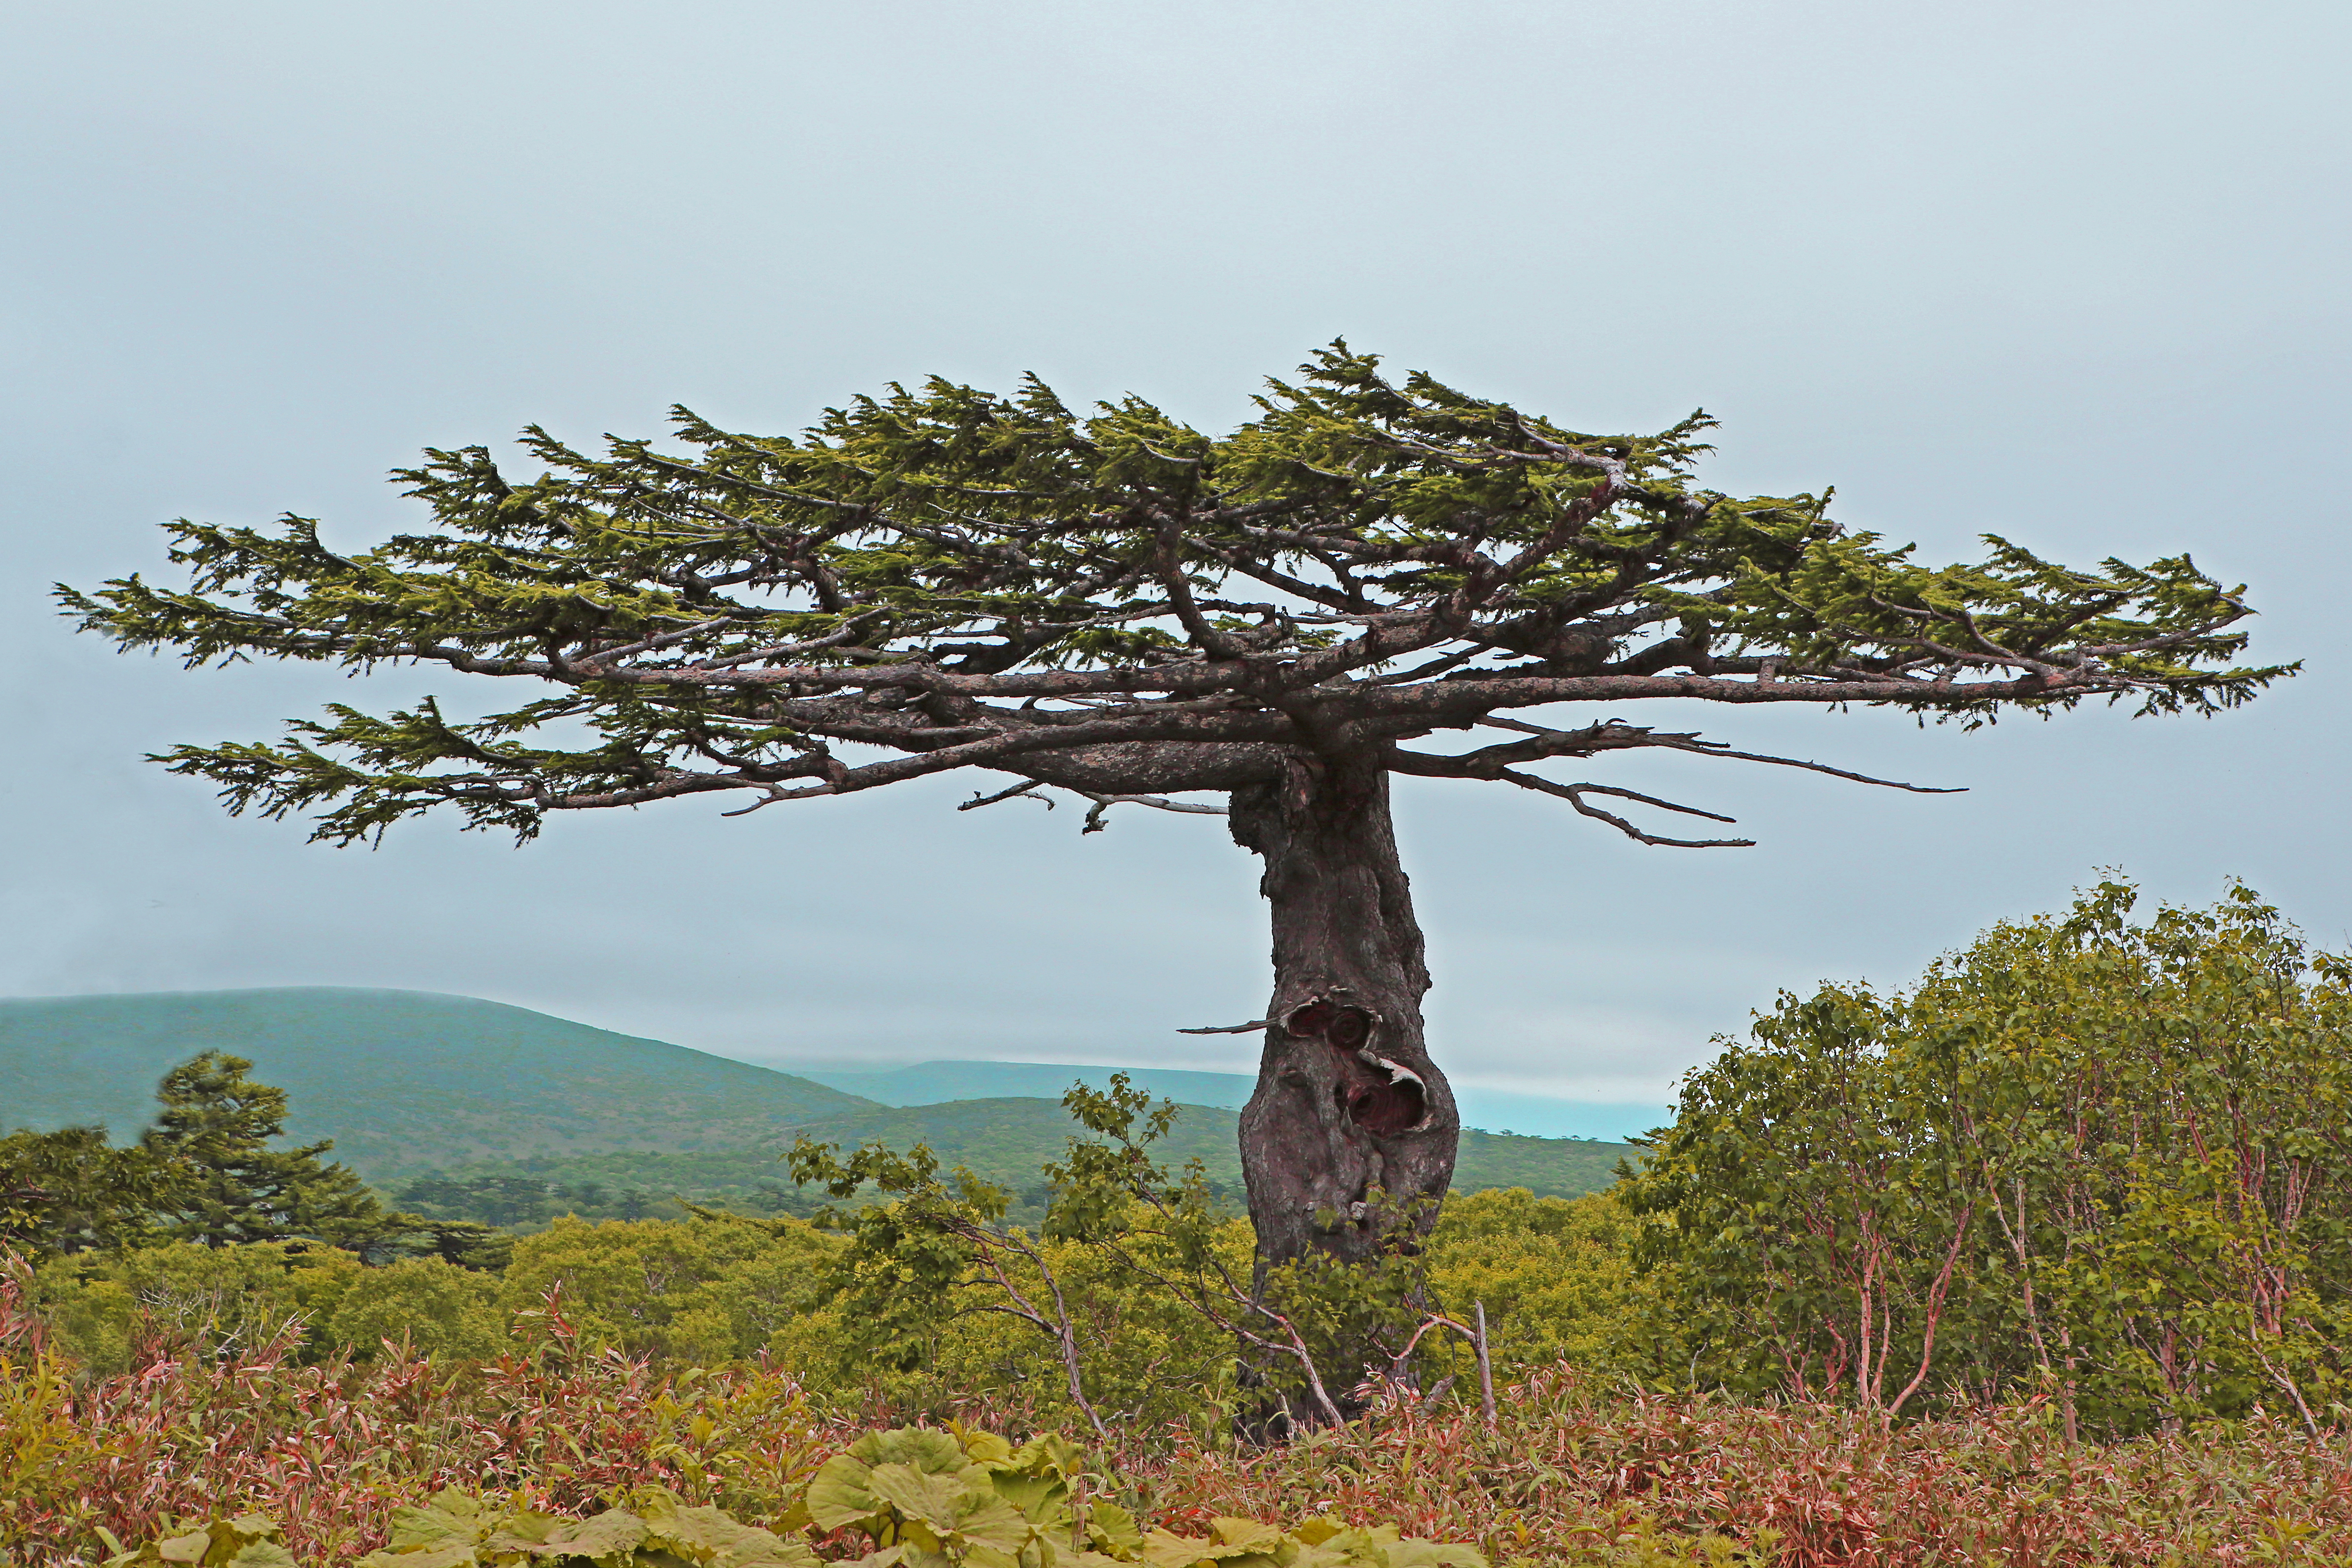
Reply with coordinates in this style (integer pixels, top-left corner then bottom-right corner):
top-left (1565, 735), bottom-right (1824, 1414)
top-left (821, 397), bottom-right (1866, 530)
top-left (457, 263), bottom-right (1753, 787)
top-left (1498, 769), bottom-right (1755, 849)
top-left (1469, 716), bottom-right (1965, 794)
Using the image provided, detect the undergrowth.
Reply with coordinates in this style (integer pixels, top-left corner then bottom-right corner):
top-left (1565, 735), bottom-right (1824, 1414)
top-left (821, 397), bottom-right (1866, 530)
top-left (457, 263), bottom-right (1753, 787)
top-left (10, 1261), bottom-right (2352, 1567)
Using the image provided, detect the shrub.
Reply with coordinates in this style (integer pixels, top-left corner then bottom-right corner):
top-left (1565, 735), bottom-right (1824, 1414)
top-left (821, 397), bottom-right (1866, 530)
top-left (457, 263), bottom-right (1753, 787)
top-left (1424, 1189), bottom-right (1671, 1384)
top-left (496, 1213), bottom-right (840, 1368)
top-left (328, 1259), bottom-right (505, 1363)
top-left (32, 1240), bottom-right (360, 1374)
top-left (1625, 882), bottom-right (2352, 1433)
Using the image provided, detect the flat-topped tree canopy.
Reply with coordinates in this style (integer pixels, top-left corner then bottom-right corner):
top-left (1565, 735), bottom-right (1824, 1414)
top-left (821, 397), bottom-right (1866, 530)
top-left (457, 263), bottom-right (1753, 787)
top-left (66, 343), bottom-right (2278, 845)
top-left (65, 345), bottom-right (2284, 1418)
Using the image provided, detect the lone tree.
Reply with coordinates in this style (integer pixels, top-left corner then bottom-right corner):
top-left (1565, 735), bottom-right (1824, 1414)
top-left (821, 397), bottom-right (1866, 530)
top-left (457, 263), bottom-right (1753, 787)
top-left (66, 346), bottom-right (2282, 1287)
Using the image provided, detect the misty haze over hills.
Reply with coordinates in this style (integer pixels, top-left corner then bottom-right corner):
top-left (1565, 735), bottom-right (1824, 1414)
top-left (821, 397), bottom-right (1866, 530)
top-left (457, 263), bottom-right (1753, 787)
top-left (0, 988), bottom-right (1640, 1194)
top-left (786, 1060), bottom-right (1665, 1141)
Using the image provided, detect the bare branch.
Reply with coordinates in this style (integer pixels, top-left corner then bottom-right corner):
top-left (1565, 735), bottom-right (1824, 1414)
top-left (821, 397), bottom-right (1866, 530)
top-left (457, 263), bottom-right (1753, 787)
top-left (957, 779), bottom-right (1052, 812)
top-left (1471, 715), bottom-right (1965, 795)
top-left (1498, 769), bottom-right (1756, 849)
top-left (1076, 790), bottom-right (1227, 834)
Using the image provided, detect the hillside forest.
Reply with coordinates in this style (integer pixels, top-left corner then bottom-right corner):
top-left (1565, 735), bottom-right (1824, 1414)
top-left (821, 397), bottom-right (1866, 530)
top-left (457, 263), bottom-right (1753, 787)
top-left (10, 881), bottom-right (2352, 1565)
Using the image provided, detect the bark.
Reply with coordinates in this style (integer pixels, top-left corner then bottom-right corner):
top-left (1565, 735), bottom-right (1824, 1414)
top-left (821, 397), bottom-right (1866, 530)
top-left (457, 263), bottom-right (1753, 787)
top-left (1229, 749), bottom-right (1459, 1277)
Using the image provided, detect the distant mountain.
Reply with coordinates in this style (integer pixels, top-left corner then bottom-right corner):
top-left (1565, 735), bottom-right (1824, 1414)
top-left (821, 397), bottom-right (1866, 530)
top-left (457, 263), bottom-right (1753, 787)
top-left (0, 988), bottom-right (874, 1179)
top-left (791, 1059), bottom-right (1669, 1142)
top-left (799, 1061), bottom-right (1256, 1111)
top-left (0, 988), bottom-right (1638, 1199)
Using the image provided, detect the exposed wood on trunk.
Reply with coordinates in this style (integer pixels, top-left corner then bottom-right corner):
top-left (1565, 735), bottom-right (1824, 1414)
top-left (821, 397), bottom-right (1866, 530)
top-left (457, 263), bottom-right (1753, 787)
top-left (1230, 753), bottom-right (1458, 1270)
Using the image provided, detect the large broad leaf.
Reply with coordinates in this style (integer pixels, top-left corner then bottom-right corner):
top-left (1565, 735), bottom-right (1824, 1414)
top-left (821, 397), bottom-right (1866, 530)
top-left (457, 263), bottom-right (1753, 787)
top-left (864, 1464), bottom-right (975, 1534)
top-left (844, 1547), bottom-right (952, 1568)
top-left (224, 1544), bottom-right (295, 1568)
top-left (1084, 1501), bottom-right (1143, 1559)
top-left (1372, 1544), bottom-right (1485, 1568)
top-left (943, 1491), bottom-right (1032, 1555)
top-left (643, 1502), bottom-right (818, 1568)
top-left (1207, 1522), bottom-right (1285, 1555)
top-left (481, 1514), bottom-right (562, 1553)
top-left (973, 1432), bottom-right (1078, 1532)
top-left (532, 1510), bottom-right (652, 1562)
top-left (1138, 1528), bottom-right (1287, 1568)
top-left (806, 1454), bottom-right (884, 1531)
top-left (982, 1470), bottom-right (1068, 1525)
top-left (956, 1431), bottom-right (1014, 1465)
top-left (154, 1532), bottom-right (213, 1566)
top-left (355, 1547), bottom-right (482, 1568)
top-left (851, 1428), bottom-right (971, 1476)
top-left (389, 1495), bottom-right (493, 1554)
top-left (1316, 1528), bottom-right (1487, 1568)
top-left (1368, 1543), bottom-right (1485, 1568)
top-left (1278, 1543), bottom-right (1357, 1568)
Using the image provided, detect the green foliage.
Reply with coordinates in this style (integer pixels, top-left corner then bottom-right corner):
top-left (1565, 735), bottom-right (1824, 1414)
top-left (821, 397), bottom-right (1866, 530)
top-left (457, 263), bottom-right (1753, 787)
top-left (1422, 1190), bottom-right (1670, 1384)
top-left (1626, 880), bottom-right (2352, 1433)
top-left (141, 1051), bottom-right (419, 1257)
top-left (325, 1257), bottom-right (506, 1362)
top-left (99, 1510), bottom-right (296, 1568)
top-left (497, 1213), bottom-right (840, 1368)
top-left (95, 1426), bottom-right (1491, 1568)
top-left (789, 1079), bottom-right (1460, 1434)
top-left (0, 1125), bottom-right (178, 1260)
top-left (806, 1424), bottom-right (1137, 1568)
top-left (783, 1117), bottom-right (1252, 1434)
top-left (342, 1487), bottom-right (817, 1568)
top-left (32, 1240), bottom-right (362, 1372)
top-left (63, 346), bottom-right (2280, 845)
top-left (28, 1239), bottom-right (508, 1372)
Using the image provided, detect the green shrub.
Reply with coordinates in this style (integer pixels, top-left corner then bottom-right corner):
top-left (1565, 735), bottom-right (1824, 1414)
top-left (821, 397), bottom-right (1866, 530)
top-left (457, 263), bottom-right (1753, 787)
top-left (498, 1213), bottom-right (841, 1367)
top-left (1424, 1189), bottom-right (1669, 1383)
top-left (327, 1258), bottom-right (504, 1362)
top-left (1625, 881), bottom-right (2352, 1433)
top-left (34, 1240), bottom-right (360, 1373)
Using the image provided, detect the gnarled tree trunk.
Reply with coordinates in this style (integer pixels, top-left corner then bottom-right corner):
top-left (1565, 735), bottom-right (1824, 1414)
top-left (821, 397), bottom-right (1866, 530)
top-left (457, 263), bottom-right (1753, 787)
top-left (1228, 752), bottom-right (1458, 1418)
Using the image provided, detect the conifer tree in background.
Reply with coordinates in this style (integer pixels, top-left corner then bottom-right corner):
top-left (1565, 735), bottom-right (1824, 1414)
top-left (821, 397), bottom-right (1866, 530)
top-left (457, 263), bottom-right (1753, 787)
top-left (140, 1050), bottom-right (417, 1257)
top-left (67, 346), bottom-right (2285, 1409)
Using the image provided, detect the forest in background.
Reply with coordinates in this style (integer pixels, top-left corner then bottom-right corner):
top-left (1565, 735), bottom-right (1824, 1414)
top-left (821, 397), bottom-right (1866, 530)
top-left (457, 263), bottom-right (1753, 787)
top-left (10, 880), bottom-right (2352, 1565)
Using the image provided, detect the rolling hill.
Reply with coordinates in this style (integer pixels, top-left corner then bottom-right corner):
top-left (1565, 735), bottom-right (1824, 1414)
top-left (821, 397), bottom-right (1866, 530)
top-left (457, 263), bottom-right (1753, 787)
top-left (0, 988), bottom-right (1637, 1200)
top-left (0, 988), bottom-right (874, 1179)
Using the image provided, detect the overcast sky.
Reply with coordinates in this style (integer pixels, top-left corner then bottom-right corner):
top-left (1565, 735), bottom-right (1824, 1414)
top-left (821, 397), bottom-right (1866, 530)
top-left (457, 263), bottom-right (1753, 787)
top-left (4, 1), bottom-right (2346, 1109)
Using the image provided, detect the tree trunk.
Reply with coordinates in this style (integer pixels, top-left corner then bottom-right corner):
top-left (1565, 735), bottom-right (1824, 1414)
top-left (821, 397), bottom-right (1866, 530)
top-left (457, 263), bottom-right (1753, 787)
top-left (1228, 751), bottom-right (1458, 1415)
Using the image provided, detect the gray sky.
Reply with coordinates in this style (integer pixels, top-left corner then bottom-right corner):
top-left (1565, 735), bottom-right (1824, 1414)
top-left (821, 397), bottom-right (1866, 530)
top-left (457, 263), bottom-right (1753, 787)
top-left (4, 1), bottom-right (2346, 1106)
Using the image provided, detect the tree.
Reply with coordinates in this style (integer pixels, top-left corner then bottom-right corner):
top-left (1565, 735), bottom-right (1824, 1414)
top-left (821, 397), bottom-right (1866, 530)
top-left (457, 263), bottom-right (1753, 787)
top-left (0, 1126), bottom-right (177, 1259)
top-left (141, 1050), bottom-right (417, 1256)
top-left (65, 346), bottom-right (2281, 1354)
top-left (1624, 882), bottom-right (2352, 1436)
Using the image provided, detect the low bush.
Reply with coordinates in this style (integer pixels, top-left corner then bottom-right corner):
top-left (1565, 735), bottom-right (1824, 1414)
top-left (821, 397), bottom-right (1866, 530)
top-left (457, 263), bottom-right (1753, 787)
top-left (81, 1424), bottom-right (1493, 1568)
top-left (15, 1250), bottom-right (2352, 1567)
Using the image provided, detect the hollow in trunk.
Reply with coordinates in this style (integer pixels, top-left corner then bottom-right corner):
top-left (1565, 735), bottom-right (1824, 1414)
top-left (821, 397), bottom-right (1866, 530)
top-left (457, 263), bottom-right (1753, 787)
top-left (1228, 753), bottom-right (1459, 1420)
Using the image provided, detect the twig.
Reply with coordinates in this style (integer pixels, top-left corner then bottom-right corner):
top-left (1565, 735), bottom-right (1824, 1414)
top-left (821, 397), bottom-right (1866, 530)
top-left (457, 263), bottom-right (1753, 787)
top-left (1499, 770), bottom-right (1755, 849)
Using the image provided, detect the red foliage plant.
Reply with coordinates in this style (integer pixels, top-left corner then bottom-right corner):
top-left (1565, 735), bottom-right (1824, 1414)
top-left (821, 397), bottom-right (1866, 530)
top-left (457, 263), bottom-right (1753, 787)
top-left (11, 1259), bottom-right (2352, 1567)
top-left (0, 1266), bottom-right (836, 1564)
